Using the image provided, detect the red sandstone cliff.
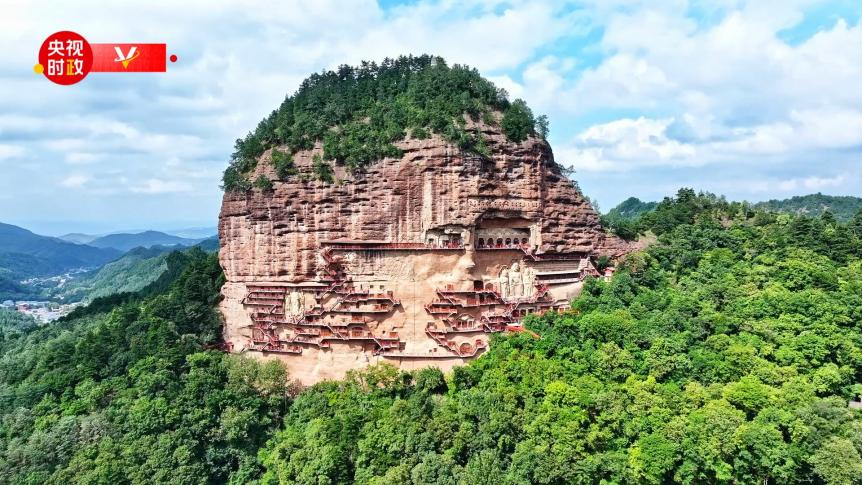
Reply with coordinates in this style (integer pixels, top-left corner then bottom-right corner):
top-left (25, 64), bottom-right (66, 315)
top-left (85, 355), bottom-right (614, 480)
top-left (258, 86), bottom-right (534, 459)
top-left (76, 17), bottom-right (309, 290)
top-left (218, 122), bottom-right (629, 383)
top-left (219, 123), bottom-right (627, 282)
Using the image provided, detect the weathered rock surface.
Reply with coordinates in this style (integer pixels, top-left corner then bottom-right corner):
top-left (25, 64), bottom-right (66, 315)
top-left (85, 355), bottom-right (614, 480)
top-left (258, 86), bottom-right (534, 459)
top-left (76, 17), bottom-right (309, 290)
top-left (219, 123), bottom-right (628, 384)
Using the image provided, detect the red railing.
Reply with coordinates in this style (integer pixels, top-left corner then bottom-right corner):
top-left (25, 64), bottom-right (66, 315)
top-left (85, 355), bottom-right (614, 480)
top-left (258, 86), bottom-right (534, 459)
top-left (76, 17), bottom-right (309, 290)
top-left (326, 242), bottom-right (464, 251)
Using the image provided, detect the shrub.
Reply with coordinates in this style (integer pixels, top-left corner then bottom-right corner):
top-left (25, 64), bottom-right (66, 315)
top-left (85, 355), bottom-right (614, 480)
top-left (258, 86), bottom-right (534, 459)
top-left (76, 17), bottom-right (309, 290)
top-left (221, 165), bottom-right (251, 192)
top-left (312, 155), bottom-right (334, 183)
top-left (501, 98), bottom-right (535, 143)
top-left (270, 149), bottom-right (297, 179)
top-left (253, 174), bottom-right (274, 191)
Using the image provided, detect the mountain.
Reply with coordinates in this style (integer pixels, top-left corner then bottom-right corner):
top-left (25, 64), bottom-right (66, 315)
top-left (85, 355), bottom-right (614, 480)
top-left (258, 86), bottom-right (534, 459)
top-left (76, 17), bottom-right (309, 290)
top-left (0, 273), bottom-right (32, 301)
top-left (218, 55), bottom-right (627, 383)
top-left (600, 197), bottom-right (659, 241)
top-left (753, 193), bottom-right (862, 221)
top-left (2, 190), bottom-right (862, 483)
top-left (53, 239), bottom-right (220, 303)
top-left (604, 197), bottom-right (658, 220)
top-left (167, 226), bottom-right (218, 239)
top-left (52, 245), bottom-right (174, 303)
top-left (58, 232), bottom-right (98, 244)
top-left (193, 235), bottom-right (219, 251)
top-left (0, 222), bottom-right (121, 278)
top-left (87, 230), bottom-right (203, 252)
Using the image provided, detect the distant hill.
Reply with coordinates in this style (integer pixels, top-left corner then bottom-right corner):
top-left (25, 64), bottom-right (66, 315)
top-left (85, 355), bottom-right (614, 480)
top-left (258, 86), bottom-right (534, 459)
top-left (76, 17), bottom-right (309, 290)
top-left (753, 193), bottom-right (862, 221)
top-left (52, 245), bottom-right (174, 303)
top-left (87, 230), bottom-right (203, 252)
top-left (0, 271), bottom-right (33, 301)
top-left (604, 197), bottom-right (658, 220)
top-left (601, 197), bottom-right (659, 241)
top-left (58, 232), bottom-right (98, 244)
top-left (194, 235), bottom-right (219, 251)
top-left (0, 222), bottom-right (121, 278)
top-left (167, 226), bottom-right (218, 239)
top-left (53, 240), bottom-right (219, 303)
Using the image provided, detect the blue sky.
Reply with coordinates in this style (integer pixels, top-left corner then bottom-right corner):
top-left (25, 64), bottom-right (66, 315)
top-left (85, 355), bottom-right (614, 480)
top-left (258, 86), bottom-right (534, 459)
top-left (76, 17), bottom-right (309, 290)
top-left (1, 0), bottom-right (861, 235)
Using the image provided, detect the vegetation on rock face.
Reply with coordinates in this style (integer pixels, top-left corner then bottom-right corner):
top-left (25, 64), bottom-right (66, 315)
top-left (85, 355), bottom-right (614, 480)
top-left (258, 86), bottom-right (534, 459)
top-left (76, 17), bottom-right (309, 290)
top-left (2, 190), bottom-right (862, 483)
top-left (311, 154), bottom-right (334, 184)
top-left (222, 55), bottom-right (546, 191)
top-left (254, 174), bottom-right (274, 192)
top-left (270, 149), bottom-right (297, 180)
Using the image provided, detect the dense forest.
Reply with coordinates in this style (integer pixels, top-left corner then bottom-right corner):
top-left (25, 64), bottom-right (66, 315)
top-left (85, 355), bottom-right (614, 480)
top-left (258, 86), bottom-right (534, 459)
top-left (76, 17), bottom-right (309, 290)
top-left (222, 55), bottom-right (546, 191)
top-left (0, 310), bottom-right (37, 342)
top-left (754, 194), bottom-right (862, 222)
top-left (1, 190), bottom-right (862, 483)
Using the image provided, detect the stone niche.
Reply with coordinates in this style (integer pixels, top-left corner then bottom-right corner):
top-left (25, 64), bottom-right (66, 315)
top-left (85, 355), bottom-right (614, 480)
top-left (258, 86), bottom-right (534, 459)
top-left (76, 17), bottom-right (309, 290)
top-left (474, 216), bottom-right (539, 249)
top-left (424, 225), bottom-right (469, 247)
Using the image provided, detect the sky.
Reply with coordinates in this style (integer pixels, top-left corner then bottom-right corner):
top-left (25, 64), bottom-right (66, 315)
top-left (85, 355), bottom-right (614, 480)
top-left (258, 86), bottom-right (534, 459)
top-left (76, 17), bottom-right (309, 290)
top-left (1, 0), bottom-right (861, 235)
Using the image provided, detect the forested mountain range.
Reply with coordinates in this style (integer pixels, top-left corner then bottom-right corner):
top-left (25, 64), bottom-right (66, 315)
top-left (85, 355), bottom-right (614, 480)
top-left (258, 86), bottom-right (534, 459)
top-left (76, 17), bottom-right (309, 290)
top-left (0, 223), bottom-right (120, 278)
top-left (87, 231), bottom-right (205, 252)
top-left (50, 246), bottom-right (175, 303)
top-left (51, 240), bottom-right (221, 303)
top-left (753, 193), bottom-right (862, 221)
top-left (0, 223), bottom-right (218, 302)
top-left (0, 223), bottom-right (122, 301)
top-left (603, 192), bottom-right (862, 241)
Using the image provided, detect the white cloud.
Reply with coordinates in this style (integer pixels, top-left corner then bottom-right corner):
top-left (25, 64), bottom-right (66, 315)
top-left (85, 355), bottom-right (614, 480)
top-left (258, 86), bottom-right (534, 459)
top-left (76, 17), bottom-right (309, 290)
top-left (780, 175), bottom-right (848, 192)
top-left (689, 174), bottom-right (851, 196)
top-left (65, 152), bottom-right (99, 165)
top-left (60, 174), bottom-right (90, 188)
top-left (511, 2), bottom-right (862, 176)
top-left (559, 117), bottom-right (698, 172)
top-left (0, 144), bottom-right (24, 160)
top-left (130, 178), bottom-right (194, 194)
top-left (1, 0), bottom-right (582, 228)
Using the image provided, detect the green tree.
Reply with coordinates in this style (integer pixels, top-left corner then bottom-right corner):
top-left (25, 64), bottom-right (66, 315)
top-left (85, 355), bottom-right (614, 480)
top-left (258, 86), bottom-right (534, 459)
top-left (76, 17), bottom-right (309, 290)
top-left (810, 437), bottom-right (862, 485)
top-left (270, 149), bottom-right (297, 179)
top-left (253, 174), bottom-right (274, 191)
top-left (312, 154), bottom-right (334, 183)
top-left (501, 99), bottom-right (535, 143)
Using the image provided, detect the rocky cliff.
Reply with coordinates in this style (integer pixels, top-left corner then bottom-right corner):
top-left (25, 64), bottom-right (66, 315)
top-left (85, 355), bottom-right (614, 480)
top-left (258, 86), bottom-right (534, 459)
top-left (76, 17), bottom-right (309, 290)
top-left (218, 120), bottom-right (628, 384)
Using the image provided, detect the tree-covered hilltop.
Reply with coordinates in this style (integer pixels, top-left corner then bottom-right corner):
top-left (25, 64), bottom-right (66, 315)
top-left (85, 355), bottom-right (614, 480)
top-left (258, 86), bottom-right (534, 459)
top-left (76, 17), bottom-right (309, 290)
top-left (754, 193), bottom-right (862, 222)
top-left (2, 191), bottom-right (862, 483)
top-left (602, 190), bottom-right (862, 242)
top-left (222, 55), bottom-right (547, 191)
top-left (605, 197), bottom-right (658, 219)
top-left (601, 197), bottom-right (659, 240)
